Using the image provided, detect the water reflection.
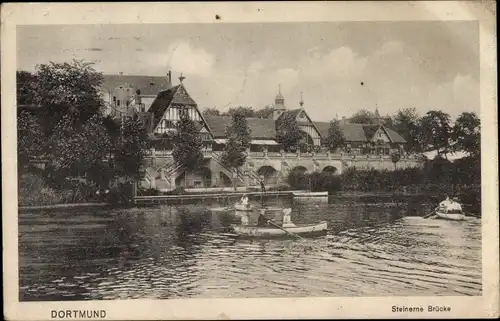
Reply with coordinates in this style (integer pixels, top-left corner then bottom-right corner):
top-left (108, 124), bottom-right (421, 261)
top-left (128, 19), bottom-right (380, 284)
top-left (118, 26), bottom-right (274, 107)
top-left (19, 195), bottom-right (481, 300)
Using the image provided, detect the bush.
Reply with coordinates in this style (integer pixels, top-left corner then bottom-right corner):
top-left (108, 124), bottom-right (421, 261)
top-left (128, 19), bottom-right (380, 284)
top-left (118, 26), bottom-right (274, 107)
top-left (285, 155), bottom-right (481, 195)
top-left (165, 186), bottom-right (185, 195)
top-left (268, 184), bottom-right (291, 192)
top-left (18, 172), bottom-right (64, 206)
top-left (287, 171), bottom-right (341, 193)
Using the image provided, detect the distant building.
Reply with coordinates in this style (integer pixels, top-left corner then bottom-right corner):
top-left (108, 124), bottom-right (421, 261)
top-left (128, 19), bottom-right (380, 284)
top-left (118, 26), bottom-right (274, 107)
top-left (101, 71), bottom-right (419, 190)
top-left (100, 71), bottom-right (173, 118)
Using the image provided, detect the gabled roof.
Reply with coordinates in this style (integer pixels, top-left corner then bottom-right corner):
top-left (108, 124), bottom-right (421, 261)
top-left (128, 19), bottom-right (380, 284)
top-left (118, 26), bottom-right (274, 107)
top-left (148, 85), bottom-right (181, 130)
top-left (277, 109), bottom-right (302, 120)
top-left (101, 75), bottom-right (170, 96)
top-left (277, 108), bottom-right (323, 139)
top-left (203, 115), bottom-right (276, 139)
top-left (384, 127), bottom-right (406, 143)
top-left (314, 121), bottom-right (407, 143)
top-left (341, 123), bottom-right (370, 142)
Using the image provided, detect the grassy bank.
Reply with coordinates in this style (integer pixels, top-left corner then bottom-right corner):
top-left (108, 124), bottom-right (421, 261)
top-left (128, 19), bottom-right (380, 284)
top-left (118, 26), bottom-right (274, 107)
top-left (18, 171), bottom-right (131, 207)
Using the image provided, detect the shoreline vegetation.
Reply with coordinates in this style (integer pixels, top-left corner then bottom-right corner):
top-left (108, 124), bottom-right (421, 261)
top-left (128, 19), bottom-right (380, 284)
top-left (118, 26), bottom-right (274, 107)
top-left (19, 155), bottom-right (480, 213)
top-left (17, 60), bottom-right (481, 212)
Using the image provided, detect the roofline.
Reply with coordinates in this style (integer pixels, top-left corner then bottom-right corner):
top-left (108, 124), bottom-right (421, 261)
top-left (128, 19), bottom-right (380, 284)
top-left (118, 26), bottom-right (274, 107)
top-left (180, 83), bottom-right (215, 137)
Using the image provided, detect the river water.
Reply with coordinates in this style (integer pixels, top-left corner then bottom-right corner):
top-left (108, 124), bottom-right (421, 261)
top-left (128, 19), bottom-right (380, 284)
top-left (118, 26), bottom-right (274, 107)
top-left (19, 194), bottom-right (482, 301)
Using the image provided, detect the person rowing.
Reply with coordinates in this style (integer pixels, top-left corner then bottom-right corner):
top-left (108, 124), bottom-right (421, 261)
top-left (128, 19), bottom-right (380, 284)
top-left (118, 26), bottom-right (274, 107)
top-left (446, 197), bottom-right (463, 213)
top-left (282, 208), bottom-right (296, 228)
top-left (240, 194), bottom-right (249, 207)
top-left (257, 209), bottom-right (269, 227)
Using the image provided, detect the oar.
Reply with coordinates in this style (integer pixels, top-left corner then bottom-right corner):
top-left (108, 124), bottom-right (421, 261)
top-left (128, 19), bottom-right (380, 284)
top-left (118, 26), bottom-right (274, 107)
top-left (423, 208), bottom-right (437, 219)
top-left (265, 217), bottom-right (304, 240)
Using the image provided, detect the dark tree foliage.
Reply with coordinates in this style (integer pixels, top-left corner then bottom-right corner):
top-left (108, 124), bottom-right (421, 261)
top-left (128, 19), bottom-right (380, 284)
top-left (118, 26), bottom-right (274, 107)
top-left (17, 71), bottom-right (37, 106)
top-left (324, 120), bottom-right (346, 151)
top-left (112, 116), bottom-right (149, 182)
top-left (172, 111), bottom-right (204, 172)
top-left (276, 112), bottom-right (304, 151)
top-left (17, 109), bottom-right (45, 169)
top-left (222, 106), bottom-right (256, 118)
top-left (391, 151), bottom-right (401, 169)
top-left (349, 109), bottom-right (376, 124)
top-left (31, 60), bottom-right (105, 134)
top-left (254, 106), bottom-right (274, 119)
top-left (452, 112), bottom-right (480, 157)
top-left (418, 110), bottom-right (452, 157)
top-left (392, 107), bottom-right (422, 153)
top-left (221, 113), bottom-right (252, 169)
top-left (201, 107), bottom-right (221, 116)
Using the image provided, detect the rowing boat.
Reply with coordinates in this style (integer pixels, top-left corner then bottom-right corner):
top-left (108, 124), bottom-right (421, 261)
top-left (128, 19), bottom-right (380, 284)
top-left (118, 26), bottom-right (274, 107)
top-left (230, 221), bottom-right (328, 238)
top-left (234, 203), bottom-right (253, 211)
top-left (434, 210), bottom-right (466, 221)
top-left (292, 191), bottom-right (328, 197)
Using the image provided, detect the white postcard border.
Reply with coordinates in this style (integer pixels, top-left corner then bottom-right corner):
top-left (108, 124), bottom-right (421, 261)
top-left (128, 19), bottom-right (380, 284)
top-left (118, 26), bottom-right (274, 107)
top-left (2, 1), bottom-right (498, 320)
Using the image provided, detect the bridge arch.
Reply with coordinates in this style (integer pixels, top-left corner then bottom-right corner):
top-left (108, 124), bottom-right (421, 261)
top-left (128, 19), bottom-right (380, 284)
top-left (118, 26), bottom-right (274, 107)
top-left (322, 165), bottom-right (338, 174)
top-left (219, 171), bottom-right (232, 187)
top-left (291, 165), bottom-right (308, 174)
top-left (257, 165), bottom-right (278, 184)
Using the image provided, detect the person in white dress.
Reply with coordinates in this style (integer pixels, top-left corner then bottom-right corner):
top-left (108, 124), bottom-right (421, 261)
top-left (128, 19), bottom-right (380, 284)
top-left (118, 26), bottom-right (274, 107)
top-left (447, 197), bottom-right (463, 213)
top-left (240, 194), bottom-right (248, 205)
top-left (438, 195), bottom-right (451, 212)
top-left (282, 208), bottom-right (296, 228)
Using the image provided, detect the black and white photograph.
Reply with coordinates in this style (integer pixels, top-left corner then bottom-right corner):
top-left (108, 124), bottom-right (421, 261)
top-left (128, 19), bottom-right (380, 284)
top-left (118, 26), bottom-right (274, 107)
top-left (2, 2), bottom-right (498, 320)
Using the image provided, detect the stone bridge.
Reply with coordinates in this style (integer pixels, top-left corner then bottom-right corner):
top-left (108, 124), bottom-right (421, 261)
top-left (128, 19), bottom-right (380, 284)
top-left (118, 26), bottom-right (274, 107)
top-left (140, 149), bottom-right (424, 191)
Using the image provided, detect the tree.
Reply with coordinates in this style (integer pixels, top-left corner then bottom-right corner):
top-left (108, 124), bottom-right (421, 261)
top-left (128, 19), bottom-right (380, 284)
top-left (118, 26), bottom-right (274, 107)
top-left (31, 59), bottom-right (105, 134)
top-left (391, 151), bottom-right (401, 170)
top-left (254, 106), bottom-right (274, 119)
top-left (276, 112), bottom-right (304, 151)
top-left (112, 115), bottom-right (149, 183)
top-left (418, 110), bottom-right (452, 158)
top-left (392, 108), bottom-right (422, 153)
top-left (172, 111), bottom-right (204, 173)
top-left (350, 109), bottom-right (376, 124)
top-left (324, 120), bottom-right (345, 151)
top-left (46, 114), bottom-right (112, 185)
top-left (17, 110), bottom-right (45, 169)
top-left (17, 71), bottom-right (37, 106)
top-left (223, 106), bottom-right (256, 118)
top-left (221, 113), bottom-right (252, 170)
top-left (452, 112), bottom-right (480, 157)
top-left (202, 107), bottom-right (221, 116)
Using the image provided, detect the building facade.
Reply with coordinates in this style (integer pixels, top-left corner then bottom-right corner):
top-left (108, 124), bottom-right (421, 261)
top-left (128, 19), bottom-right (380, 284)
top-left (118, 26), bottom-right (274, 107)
top-left (101, 71), bottom-right (423, 191)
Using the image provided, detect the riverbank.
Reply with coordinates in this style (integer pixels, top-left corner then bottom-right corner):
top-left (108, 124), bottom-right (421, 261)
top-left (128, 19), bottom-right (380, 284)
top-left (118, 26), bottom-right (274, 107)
top-left (18, 202), bottom-right (111, 212)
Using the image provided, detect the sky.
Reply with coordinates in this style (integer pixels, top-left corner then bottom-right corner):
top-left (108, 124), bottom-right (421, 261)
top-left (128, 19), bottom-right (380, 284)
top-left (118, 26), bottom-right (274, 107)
top-left (17, 21), bottom-right (479, 121)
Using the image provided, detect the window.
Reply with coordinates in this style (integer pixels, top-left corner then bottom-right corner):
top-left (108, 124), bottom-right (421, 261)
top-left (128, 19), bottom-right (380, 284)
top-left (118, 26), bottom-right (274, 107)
top-left (117, 100), bottom-right (120, 107)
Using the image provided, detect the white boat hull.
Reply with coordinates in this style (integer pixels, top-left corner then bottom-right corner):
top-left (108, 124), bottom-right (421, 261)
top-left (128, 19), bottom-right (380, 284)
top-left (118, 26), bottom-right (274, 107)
top-left (292, 191), bottom-right (328, 197)
top-left (234, 203), bottom-right (253, 211)
top-left (230, 221), bottom-right (328, 237)
top-left (435, 210), bottom-right (466, 221)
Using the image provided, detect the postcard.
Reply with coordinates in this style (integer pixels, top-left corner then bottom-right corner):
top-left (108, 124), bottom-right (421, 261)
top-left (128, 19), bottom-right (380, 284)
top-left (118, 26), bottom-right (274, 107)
top-left (2, 1), bottom-right (498, 320)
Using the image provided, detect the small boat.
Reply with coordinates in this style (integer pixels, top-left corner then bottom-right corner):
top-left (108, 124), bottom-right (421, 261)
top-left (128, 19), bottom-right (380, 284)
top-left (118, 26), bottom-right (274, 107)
top-left (234, 203), bottom-right (254, 211)
top-left (434, 209), bottom-right (466, 221)
top-left (292, 191), bottom-right (328, 197)
top-left (230, 221), bottom-right (328, 238)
